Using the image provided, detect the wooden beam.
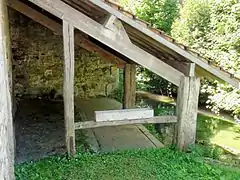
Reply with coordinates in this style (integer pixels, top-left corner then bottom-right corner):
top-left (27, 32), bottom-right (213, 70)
top-left (176, 76), bottom-right (200, 151)
top-left (7, 0), bottom-right (125, 67)
top-left (103, 15), bottom-right (131, 43)
top-left (75, 116), bottom-right (177, 129)
top-left (63, 20), bottom-right (75, 155)
top-left (27, 0), bottom-right (183, 86)
top-left (89, 0), bottom-right (240, 88)
top-left (0, 0), bottom-right (14, 179)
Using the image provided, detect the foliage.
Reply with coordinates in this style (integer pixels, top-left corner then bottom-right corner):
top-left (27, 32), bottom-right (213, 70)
top-left (136, 67), bottom-right (178, 98)
top-left (143, 104), bottom-right (240, 164)
top-left (123, 0), bottom-right (240, 116)
top-left (172, 0), bottom-right (240, 115)
top-left (124, 0), bottom-right (180, 98)
top-left (15, 148), bottom-right (240, 180)
top-left (135, 0), bottom-right (179, 34)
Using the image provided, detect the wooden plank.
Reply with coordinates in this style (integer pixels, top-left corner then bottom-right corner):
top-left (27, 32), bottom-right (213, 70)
top-left (28, 0), bottom-right (183, 86)
top-left (75, 116), bottom-right (177, 129)
top-left (95, 108), bottom-right (154, 122)
top-left (89, 0), bottom-right (240, 88)
top-left (0, 0), bottom-right (15, 179)
top-left (7, 0), bottom-right (125, 67)
top-left (123, 64), bottom-right (131, 108)
top-left (176, 76), bottom-right (200, 151)
top-left (63, 20), bottom-right (75, 155)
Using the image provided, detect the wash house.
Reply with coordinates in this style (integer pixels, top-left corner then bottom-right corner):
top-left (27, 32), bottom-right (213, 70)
top-left (1, 0), bottom-right (239, 179)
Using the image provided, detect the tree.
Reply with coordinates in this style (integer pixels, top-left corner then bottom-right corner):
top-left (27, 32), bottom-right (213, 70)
top-left (172, 0), bottom-right (240, 116)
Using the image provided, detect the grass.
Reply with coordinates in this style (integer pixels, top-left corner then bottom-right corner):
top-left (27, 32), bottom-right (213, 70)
top-left (15, 148), bottom-right (240, 180)
top-left (15, 100), bottom-right (240, 179)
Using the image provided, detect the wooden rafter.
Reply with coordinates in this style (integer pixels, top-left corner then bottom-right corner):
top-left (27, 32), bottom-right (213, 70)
top-left (27, 0), bottom-right (183, 86)
top-left (89, 0), bottom-right (240, 88)
top-left (7, 0), bottom-right (125, 68)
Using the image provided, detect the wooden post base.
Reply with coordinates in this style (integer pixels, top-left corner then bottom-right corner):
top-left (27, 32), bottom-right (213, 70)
top-left (176, 76), bottom-right (200, 150)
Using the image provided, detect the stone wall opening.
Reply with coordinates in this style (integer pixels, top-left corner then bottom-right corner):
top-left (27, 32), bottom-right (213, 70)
top-left (10, 9), bottom-right (119, 162)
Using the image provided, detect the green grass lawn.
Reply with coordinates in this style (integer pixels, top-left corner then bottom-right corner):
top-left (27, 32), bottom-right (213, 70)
top-left (15, 148), bottom-right (240, 180)
top-left (15, 102), bottom-right (240, 179)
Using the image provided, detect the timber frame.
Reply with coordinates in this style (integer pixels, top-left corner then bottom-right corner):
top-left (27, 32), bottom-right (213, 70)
top-left (1, 1), bottom-right (240, 177)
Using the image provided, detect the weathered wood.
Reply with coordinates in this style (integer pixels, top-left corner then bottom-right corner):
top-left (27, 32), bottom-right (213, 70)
top-left (123, 64), bottom-right (136, 108)
top-left (95, 108), bottom-right (154, 122)
top-left (188, 63), bottom-right (196, 77)
top-left (176, 76), bottom-right (200, 151)
top-left (7, 0), bottom-right (125, 68)
top-left (63, 20), bottom-right (75, 155)
top-left (0, 0), bottom-right (15, 179)
top-left (28, 0), bottom-right (183, 86)
top-left (89, 0), bottom-right (240, 88)
top-left (75, 116), bottom-right (177, 129)
top-left (130, 64), bottom-right (136, 107)
top-left (103, 15), bottom-right (131, 43)
top-left (123, 64), bottom-right (131, 108)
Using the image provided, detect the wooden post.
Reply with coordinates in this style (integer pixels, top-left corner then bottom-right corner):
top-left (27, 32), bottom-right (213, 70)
top-left (123, 64), bottom-right (136, 109)
top-left (0, 1), bottom-right (15, 179)
top-left (176, 76), bottom-right (200, 151)
top-left (130, 64), bottom-right (136, 108)
top-left (63, 20), bottom-right (76, 155)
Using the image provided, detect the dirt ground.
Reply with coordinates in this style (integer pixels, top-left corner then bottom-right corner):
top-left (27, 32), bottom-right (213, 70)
top-left (15, 99), bottom-right (66, 164)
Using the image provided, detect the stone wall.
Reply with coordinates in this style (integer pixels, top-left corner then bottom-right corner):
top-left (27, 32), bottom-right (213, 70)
top-left (9, 9), bottom-right (118, 99)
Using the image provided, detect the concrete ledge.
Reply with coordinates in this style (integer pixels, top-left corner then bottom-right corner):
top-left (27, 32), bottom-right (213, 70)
top-left (95, 108), bottom-right (153, 122)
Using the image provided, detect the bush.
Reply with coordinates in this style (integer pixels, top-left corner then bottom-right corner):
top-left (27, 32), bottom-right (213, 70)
top-left (172, 0), bottom-right (240, 116)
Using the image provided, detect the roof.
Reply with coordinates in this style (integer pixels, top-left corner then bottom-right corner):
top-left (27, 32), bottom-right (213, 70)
top-left (10, 0), bottom-right (240, 88)
top-left (66, 0), bottom-right (239, 88)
